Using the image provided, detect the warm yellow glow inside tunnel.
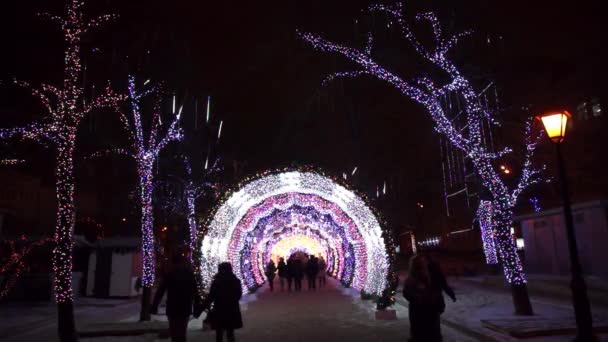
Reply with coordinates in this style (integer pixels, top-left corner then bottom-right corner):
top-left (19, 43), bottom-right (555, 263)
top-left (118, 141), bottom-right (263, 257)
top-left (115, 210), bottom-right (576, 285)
top-left (269, 234), bottom-right (328, 263)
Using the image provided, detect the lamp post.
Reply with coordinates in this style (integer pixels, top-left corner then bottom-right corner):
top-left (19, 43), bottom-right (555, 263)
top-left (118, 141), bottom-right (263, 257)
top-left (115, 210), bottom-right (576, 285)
top-left (537, 110), bottom-right (595, 341)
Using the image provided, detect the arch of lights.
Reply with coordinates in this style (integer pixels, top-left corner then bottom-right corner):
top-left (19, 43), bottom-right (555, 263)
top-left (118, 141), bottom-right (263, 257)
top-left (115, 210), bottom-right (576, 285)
top-left (199, 171), bottom-right (390, 295)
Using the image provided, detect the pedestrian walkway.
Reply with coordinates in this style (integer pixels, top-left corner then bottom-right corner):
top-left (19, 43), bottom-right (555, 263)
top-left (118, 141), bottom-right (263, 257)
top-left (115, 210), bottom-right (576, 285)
top-left (184, 277), bottom-right (473, 342)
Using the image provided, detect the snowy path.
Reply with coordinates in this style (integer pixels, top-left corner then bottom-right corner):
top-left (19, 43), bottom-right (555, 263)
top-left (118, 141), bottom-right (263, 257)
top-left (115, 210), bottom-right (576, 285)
top-left (183, 278), bottom-right (474, 342)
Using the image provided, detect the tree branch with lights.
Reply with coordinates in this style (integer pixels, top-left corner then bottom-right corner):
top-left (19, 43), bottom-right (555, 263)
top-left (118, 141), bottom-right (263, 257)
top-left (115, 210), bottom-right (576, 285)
top-left (114, 76), bottom-right (183, 320)
top-left (0, 1), bottom-right (124, 339)
top-left (0, 237), bottom-right (55, 301)
top-left (300, 2), bottom-right (543, 314)
top-left (182, 156), bottom-right (222, 251)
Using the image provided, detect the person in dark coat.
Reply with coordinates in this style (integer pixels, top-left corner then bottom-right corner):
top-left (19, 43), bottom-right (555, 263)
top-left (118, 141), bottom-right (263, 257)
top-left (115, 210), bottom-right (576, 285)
top-left (286, 257), bottom-right (294, 291)
top-left (305, 255), bottom-right (319, 290)
top-left (427, 255), bottom-right (456, 311)
top-left (265, 260), bottom-right (277, 291)
top-left (403, 254), bottom-right (443, 342)
top-left (292, 259), bottom-right (304, 292)
top-left (163, 253), bottom-right (199, 342)
top-left (205, 262), bottom-right (243, 342)
top-left (317, 256), bottom-right (327, 287)
top-left (150, 259), bottom-right (169, 315)
top-left (277, 257), bottom-right (287, 291)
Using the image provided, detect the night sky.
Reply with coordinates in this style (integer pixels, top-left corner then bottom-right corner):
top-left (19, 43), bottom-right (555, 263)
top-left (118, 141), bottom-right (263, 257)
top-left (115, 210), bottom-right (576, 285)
top-left (1, 0), bottom-right (605, 234)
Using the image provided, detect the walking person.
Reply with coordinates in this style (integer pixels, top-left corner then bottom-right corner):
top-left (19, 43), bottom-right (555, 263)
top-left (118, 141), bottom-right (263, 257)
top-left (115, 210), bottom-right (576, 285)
top-left (286, 256), bottom-right (295, 291)
top-left (427, 255), bottom-right (456, 304)
top-left (277, 257), bottom-right (287, 291)
top-left (403, 254), bottom-right (446, 342)
top-left (305, 255), bottom-right (318, 290)
top-left (150, 260), bottom-right (169, 315)
top-left (265, 259), bottom-right (277, 291)
top-left (204, 262), bottom-right (243, 342)
top-left (317, 256), bottom-right (327, 287)
top-left (293, 258), bottom-right (304, 292)
top-left (164, 252), bottom-right (200, 342)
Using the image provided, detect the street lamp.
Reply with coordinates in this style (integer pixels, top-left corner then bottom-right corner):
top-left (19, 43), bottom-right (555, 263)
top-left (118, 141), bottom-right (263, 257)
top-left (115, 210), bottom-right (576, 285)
top-left (537, 110), bottom-right (595, 341)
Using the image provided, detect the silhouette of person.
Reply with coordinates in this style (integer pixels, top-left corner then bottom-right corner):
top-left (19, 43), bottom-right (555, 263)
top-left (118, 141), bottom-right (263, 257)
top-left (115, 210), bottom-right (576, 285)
top-left (277, 257), bottom-right (287, 291)
top-left (204, 262), bottom-right (243, 342)
top-left (403, 254), bottom-right (448, 342)
top-left (293, 259), bottom-right (304, 292)
top-left (317, 256), bottom-right (327, 287)
top-left (163, 252), bottom-right (199, 342)
top-left (427, 255), bottom-right (456, 306)
top-left (305, 255), bottom-right (318, 290)
top-left (150, 259), bottom-right (169, 315)
top-left (265, 260), bottom-right (277, 291)
top-left (286, 256), bottom-right (295, 291)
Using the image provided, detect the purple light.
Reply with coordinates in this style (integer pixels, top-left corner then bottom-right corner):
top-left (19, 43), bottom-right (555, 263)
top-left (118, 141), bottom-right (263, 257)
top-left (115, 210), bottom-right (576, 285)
top-left (299, 3), bottom-right (545, 285)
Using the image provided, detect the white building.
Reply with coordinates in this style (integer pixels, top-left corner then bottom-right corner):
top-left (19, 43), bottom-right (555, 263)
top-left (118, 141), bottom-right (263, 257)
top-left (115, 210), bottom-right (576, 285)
top-left (516, 200), bottom-right (608, 277)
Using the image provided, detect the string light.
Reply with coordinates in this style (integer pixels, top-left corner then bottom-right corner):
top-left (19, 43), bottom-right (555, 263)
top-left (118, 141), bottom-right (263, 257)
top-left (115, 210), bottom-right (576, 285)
top-left (0, 159), bottom-right (26, 166)
top-left (198, 170), bottom-right (395, 301)
top-left (183, 156), bottom-right (222, 253)
top-left (117, 76), bottom-right (183, 288)
top-left (0, 0), bottom-right (123, 303)
top-left (206, 96), bottom-right (211, 123)
top-left (477, 200), bottom-right (498, 264)
top-left (299, 3), bottom-right (544, 286)
top-left (529, 196), bottom-right (541, 212)
top-left (0, 237), bottom-right (54, 300)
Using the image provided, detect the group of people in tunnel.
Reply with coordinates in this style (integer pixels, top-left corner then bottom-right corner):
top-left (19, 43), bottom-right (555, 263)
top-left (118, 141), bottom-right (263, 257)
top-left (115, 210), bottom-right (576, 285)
top-left (265, 254), bottom-right (327, 292)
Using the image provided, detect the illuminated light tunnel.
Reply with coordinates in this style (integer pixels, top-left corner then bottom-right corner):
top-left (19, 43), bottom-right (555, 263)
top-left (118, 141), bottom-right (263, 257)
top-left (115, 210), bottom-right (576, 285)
top-left (199, 171), bottom-right (393, 296)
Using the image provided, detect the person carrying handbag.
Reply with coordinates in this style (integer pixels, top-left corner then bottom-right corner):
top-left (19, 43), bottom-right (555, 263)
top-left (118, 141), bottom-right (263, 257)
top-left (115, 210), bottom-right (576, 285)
top-left (202, 262), bottom-right (243, 342)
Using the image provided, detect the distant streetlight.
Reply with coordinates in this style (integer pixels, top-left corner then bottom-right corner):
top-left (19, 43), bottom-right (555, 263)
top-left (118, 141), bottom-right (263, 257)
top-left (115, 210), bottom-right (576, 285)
top-left (537, 110), bottom-right (595, 340)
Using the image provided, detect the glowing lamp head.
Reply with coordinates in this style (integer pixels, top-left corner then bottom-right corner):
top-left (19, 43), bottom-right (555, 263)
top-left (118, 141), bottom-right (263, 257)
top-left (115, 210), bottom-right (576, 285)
top-left (537, 111), bottom-right (571, 143)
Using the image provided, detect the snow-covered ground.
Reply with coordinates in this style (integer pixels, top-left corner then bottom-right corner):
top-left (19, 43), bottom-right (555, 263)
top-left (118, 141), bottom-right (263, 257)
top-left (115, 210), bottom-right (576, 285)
top-left (81, 278), bottom-right (473, 342)
top-left (7, 276), bottom-right (608, 341)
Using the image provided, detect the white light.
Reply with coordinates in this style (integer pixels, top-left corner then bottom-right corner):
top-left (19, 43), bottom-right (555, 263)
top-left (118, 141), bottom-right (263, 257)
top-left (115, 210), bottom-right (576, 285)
top-left (217, 120), bottom-right (223, 140)
top-left (449, 228), bottom-right (474, 235)
top-left (200, 171), bottom-right (389, 295)
top-left (351, 166), bottom-right (358, 176)
top-left (516, 238), bottom-right (525, 250)
top-left (206, 96), bottom-right (211, 123)
top-left (172, 95), bottom-right (176, 114)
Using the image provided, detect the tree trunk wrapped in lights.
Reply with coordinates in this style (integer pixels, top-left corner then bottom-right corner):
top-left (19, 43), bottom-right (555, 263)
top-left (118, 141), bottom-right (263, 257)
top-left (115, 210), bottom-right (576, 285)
top-left (300, 2), bottom-right (544, 315)
top-left (0, 1), bottom-right (123, 340)
top-left (114, 77), bottom-right (183, 321)
top-left (153, 156), bottom-right (222, 257)
top-left (183, 156), bottom-right (222, 253)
